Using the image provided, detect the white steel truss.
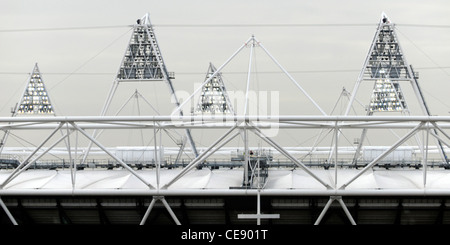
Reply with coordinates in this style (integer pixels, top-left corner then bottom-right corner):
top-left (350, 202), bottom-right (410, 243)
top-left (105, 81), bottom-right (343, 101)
top-left (2, 13), bottom-right (450, 226)
top-left (0, 115), bottom-right (450, 225)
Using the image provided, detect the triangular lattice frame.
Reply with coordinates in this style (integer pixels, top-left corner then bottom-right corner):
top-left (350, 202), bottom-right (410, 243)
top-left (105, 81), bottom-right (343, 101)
top-left (195, 63), bottom-right (234, 114)
top-left (16, 63), bottom-right (54, 115)
top-left (117, 14), bottom-right (174, 81)
top-left (345, 12), bottom-right (448, 164)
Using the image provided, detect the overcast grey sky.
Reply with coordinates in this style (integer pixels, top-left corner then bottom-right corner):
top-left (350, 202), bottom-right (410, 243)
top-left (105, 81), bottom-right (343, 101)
top-left (1, 0), bottom-right (450, 148)
top-left (1, 0), bottom-right (450, 116)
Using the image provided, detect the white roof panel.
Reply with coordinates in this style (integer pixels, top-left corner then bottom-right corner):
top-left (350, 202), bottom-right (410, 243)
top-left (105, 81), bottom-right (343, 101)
top-left (1, 168), bottom-right (450, 195)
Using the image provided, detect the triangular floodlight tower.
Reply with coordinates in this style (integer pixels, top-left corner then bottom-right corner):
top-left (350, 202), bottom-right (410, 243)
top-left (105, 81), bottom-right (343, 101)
top-left (0, 63), bottom-right (56, 155)
top-left (345, 12), bottom-right (448, 164)
top-left (86, 13), bottom-right (198, 159)
top-left (195, 62), bottom-right (235, 115)
top-left (116, 14), bottom-right (173, 82)
top-left (16, 63), bottom-right (55, 115)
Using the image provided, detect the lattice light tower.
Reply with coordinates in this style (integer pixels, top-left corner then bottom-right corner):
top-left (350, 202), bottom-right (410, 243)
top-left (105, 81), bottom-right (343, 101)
top-left (93, 13), bottom-right (198, 157)
top-left (365, 14), bottom-right (409, 113)
top-left (346, 13), bottom-right (448, 164)
top-left (16, 63), bottom-right (54, 115)
top-left (195, 63), bottom-right (234, 115)
top-left (117, 17), bottom-right (174, 81)
top-left (0, 63), bottom-right (55, 155)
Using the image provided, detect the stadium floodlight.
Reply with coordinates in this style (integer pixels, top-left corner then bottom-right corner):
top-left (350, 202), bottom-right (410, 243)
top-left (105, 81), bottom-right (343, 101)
top-left (17, 63), bottom-right (54, 115)
top-left (344, 12), bottom-right (449, 165)
top-left (195, 63), bottom-right (234, 114)
top-left (369, 78), bottom-right (407, 112)
top-left (117, 13), bottom-right (174, 81)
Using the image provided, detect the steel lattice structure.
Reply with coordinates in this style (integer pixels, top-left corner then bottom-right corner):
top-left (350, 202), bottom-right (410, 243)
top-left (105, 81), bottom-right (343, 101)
top-left (1, 13), bottom-right (450, 225)
top-left (0, 115), bottom-right (450, 225)
top-left (16, 63), bottom-right (54, 115)
top-left (195, 63), bottom-right (234, 115)
top-left (83, 13), bottom-right (199, 160)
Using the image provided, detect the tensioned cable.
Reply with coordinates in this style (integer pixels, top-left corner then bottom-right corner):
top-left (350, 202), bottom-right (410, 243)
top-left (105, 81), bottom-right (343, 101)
top-left (397, 27), bottom-right (450, 77)
top-left (1, 23), bottom-right (450, 32)
top-left (0, 25), bottom-right (132, 33)
top-left (0, 75), bottom-right (28, 113)
top-left (154, 23), bottom-right (376, 28)
top-left (7, 132), bottom-right (64, 160)
top-left (2, 66), bottom-right (450, 77)
top-left (396, 27), bottom-right (450, 110)
top-left (47, 27), bottom-right (133, 90)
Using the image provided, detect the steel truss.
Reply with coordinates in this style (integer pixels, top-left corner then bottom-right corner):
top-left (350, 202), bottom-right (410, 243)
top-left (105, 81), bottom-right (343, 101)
top-left (1, 115), bottom-right (450, 225)
top-left (1, 13), bottom-right (449, 225)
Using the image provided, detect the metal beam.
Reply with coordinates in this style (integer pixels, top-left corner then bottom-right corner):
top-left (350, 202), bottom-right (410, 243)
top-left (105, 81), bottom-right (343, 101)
top-left (70, 122), bottom-right (155, 189)
top-left (0, 122), bottom-right (65, 189)
top-left (251, 126), bottom-right (332, 189)
top-left (1, 130), bottom-right (71, 188)
top-left (162, 125), bottom-right (238, 189)
top-left (257, 37), bottom-right (327, 116)
top-left (140, 196), bottom-right (180, 225)
top-left (340, 122), bottom-right (424, 190)
top-left (3, 115), bottom-right (450, 123)
top-left (0, 197), bottom-right (17, 225)
top-left (314, 196), bottom-right (356, 225)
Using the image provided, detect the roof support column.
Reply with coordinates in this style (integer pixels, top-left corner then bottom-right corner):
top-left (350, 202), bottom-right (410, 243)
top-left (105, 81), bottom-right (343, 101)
top-left (139, 196), bottom-right (181, 225)
top-left (314, 196), bottom-right (356, 225)
top-left (0, 197), bottom-right (17, 225)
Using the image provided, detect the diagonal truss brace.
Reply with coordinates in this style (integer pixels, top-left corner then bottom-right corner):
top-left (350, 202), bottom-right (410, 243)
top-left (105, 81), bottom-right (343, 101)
top-left (0, 197), bottom-right (17, 225)
top-left (139, 196), bottom-right (181, 225)
top-left (251, 125), bottom-right (332, 189)
top-left (0, 122), bottom-right (65, 188)
top-left (70, 122), bottom-right (155, 189)
top-left (340, 122), bottom-right (424, 190)
top-left (162, 124), bottom-right (239, 189)
top-left (314, 196), bottom-right (356, 225)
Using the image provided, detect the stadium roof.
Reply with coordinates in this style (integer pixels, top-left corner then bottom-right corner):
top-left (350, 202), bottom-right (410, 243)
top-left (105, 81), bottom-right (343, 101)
top-left (2, 168), bottom-right (450, 196)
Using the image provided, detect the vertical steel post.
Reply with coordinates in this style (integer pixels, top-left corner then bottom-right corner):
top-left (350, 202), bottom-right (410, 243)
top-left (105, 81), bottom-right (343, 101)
top-left (423, 125), bottom-right (429, 188)
top-left (334, 123), bottom-right (339, 188)
top-left (163, 129), bottom-right (240, 189)
top-left (154, 121), bottom-right (160, 189)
